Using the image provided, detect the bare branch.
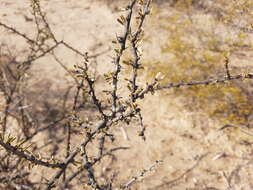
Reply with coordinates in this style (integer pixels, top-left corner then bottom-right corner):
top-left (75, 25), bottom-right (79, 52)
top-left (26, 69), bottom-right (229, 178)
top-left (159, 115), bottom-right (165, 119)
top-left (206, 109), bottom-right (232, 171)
top-left (121, 160), bottom-right (163, 189)
top-left (0, 139), bottom-right (64, 168)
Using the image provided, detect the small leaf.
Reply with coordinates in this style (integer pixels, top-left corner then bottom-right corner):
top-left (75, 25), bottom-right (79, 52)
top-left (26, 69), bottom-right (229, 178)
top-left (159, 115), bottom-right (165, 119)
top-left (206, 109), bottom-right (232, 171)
top-left (138, 0), bottom-right (144, 5)
top-left (16, 138), bottom-right (27, 148)
top-left (155, 72), bottom-right (165, 81)
top-left (122, 60), bottom-right (132, 66)
top-left (117, 15), bottom-right (126, 25)
top-left (6, 136), bottom-right (16, 144)
top-left (114, 48), bottom-right (120, 54)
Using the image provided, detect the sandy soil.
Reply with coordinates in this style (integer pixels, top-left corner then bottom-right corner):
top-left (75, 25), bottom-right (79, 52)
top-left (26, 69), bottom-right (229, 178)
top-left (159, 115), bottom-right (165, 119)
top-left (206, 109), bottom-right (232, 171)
top-left (1, 0), bottom-right (253, 190)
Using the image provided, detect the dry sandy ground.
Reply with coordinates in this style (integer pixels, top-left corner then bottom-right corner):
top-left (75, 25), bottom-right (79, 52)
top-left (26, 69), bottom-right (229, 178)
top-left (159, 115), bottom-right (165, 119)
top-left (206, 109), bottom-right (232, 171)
top-left (1, 0), bottom-right (253, 189)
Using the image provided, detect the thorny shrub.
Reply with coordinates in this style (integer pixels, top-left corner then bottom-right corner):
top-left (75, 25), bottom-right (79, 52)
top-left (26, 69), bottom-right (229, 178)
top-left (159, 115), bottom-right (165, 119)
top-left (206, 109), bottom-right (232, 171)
top-left (0, 0), bottom-right (253, 189)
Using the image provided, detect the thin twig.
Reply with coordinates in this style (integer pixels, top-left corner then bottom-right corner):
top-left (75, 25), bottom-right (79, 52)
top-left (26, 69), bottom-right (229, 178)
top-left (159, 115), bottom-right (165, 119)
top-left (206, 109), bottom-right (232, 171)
top-left (0, 139), bottom-right (64, 168)
top-left (111, 0), bottom-right (137, 116)
top-left (121, 160), bottom-right (163, 189)
top-left (137, 73), bottom-right (253, 99)
top-left (149, 153), bottom-right (209, 190)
